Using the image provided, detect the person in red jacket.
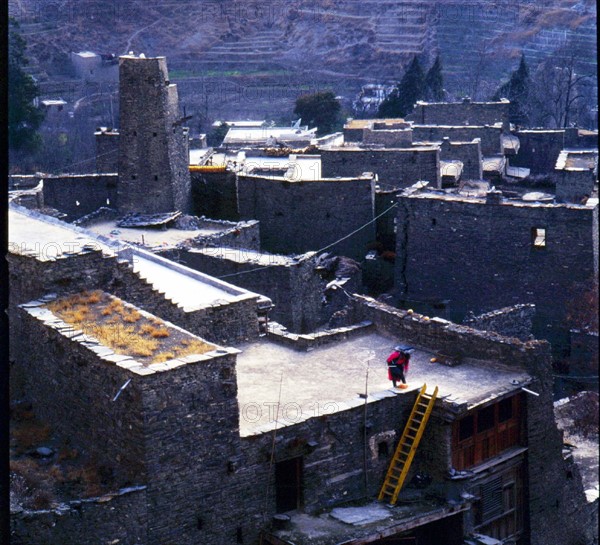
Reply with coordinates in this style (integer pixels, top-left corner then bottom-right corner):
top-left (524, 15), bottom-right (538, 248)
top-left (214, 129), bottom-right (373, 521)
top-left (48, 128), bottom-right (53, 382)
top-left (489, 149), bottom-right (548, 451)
top-left (387, 345), bottom-right (413, 389)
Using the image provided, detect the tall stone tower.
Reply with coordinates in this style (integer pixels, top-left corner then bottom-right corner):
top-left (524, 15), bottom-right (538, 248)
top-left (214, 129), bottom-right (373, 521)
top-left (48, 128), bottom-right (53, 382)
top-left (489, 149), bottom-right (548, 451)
top-left (117, 55), bottom-right (191, 214)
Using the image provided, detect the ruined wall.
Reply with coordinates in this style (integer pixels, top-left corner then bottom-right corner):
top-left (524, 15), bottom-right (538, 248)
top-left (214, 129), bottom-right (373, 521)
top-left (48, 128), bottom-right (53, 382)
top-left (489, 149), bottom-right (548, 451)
top-left (118, 55), bottom-right (191, 214)
top-left (42, 174), bottom-right (118, 221)
top-left (395, 195), bottom-right (598, 344)
top-left (412, 125), bottom-right (502, 156)
top-left (176, 248), bottom-right (325, 333)
top-left (439, 139), bottom-right (482, 181)
top-left (95, 130), bottom-right (119, 173)
top-left (463, 304), bottom-right (535, 342)
top-left (237, 174), bottom-right (376, 261)
top-left (190, 169), bottom-right (239, 221)
top-left (408, 99), bottom-right (509, 128)
top-left (10, 487), bottom-right (147, 545)
top-left (320, 147), bottom-right (440, 188)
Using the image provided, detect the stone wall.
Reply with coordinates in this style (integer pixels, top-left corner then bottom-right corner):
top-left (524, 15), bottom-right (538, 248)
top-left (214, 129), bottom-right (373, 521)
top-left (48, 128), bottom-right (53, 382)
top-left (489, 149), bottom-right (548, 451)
top-left (110, 260), bottom-right (261, 346)
top-left (394, 193), bottom-right (598, 345)
top-left (439, 139), bottom-right (482, 181)
top-left (174, 248), bottom-right (325, 333)
top-left (15, 302), bottom-right (149, 482)
top-left (512, 128), bottom-right (596, 176)
top-left (10, 487), bottom-right (147, 545)
top-left (320, 147), bottom-right (440, 189)
top-left (117, 55), bottom-right (191, 214)
top-left (412, 125), bottom-right (502, 156)
top-left (42, 174), bottom-right (118, 221)
top-left (463, 304), bottom-right (535, 341)
top-left (363, 127), bottom-right (414, 148)
top-left (554, 169), bottom-right (596, 204)
top-left (408, 99), bottom-right (510, 128)
top-left (95, 129), bottom-right (119, 173)
top-left (237, 174), bottom-right (376, 261)
top-left (346, 295), bottom-right (593, 545)
top-left (191, 169), bottom-right (239, 220)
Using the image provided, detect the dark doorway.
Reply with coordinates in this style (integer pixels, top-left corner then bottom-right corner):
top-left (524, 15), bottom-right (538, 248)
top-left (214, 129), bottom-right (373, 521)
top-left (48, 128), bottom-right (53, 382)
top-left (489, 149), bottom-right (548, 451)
top-left (275, 457), bottom-right (303, 513)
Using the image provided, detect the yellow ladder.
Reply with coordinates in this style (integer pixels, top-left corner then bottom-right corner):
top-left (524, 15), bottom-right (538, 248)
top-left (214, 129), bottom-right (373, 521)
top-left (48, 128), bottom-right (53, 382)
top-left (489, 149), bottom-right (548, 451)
top-left (378, 384), bottom-right (439, 505)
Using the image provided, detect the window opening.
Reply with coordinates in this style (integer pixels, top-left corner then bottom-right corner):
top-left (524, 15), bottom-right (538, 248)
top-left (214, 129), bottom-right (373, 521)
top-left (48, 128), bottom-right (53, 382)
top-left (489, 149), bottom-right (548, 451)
top-left (459, 415), bottom-right (474, 441)
top-left (532, 227), bottom-right (546, 248)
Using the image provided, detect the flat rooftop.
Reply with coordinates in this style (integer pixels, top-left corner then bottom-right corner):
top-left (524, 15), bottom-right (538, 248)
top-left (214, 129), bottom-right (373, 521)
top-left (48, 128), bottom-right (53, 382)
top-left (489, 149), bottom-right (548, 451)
top-left (235, 332), bottom-right (531, 436)
top-left (555, 149), bottom-right (598, 171)
top-left (9, 207), bottom-right (114, 260)
top-left (87, 220), bottom-right (228, 250)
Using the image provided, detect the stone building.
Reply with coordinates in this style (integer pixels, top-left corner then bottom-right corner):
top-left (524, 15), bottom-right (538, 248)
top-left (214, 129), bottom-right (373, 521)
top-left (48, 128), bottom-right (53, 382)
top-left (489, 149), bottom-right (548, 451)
top-left (171, 247), bottom-right (325, 334)
top-left (319, 146), bottom-right (441, 189)
top-left (512, 128), bottom-right (598, 176)
top-left (554, 149), bottom-right (598, 204)
top-left (394, 182), bottom-right (599, 349)
top-left (237, 172), bottom-right (376, 261)
top-left (117, 54), bottom-right (191, 214)
top-left (407, 98), bottom-right (510, 128)
top-left (9, 207), bottom-right (597, 544)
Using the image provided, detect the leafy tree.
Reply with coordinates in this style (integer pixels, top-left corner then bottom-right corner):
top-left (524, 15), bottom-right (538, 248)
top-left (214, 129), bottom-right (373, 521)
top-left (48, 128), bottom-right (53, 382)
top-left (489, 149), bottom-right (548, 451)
top-left (293, 91), bottom-right (341, 135)
top-left (492, 54), bottom-right (530, 126)
top-left (9, 18), bottom-right (44, 151)
top-left (424, 55), bottom-right (445, 102)
top-left (378, 56), bottom-right (425, 118)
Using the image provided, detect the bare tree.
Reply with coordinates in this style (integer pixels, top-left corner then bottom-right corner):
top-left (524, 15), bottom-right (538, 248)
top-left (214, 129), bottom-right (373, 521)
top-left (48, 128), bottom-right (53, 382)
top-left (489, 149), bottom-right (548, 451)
top-left (528, 49), bottom-right (595, 128)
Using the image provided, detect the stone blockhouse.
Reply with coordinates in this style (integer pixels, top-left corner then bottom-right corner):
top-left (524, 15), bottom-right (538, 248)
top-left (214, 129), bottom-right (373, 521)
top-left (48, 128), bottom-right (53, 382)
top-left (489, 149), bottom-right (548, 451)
top-left (439, 138), bottom-right (483, 181)
top-left (172, 247), bottom-right (325, 333)
top-left (9, 278), bottom-right (596, 545)
top-left (237, 173), bottom-right (376, 261)
top-left (8, 205), bottom-right (269, 347)
top-left (554, 149), bottom-right (598, 204)
top-left (394, 184), bottom-right (599, 348)
top-left (407, 98), bottom-right (510, 128)
top-left (512, 128), bottom-right (598, 175)
top-left (412, 124), bottom-right (503, 156)
top-left (117, 54), bottom-right (191, 214)
top-left (319, 146), bottom-right (440, 189)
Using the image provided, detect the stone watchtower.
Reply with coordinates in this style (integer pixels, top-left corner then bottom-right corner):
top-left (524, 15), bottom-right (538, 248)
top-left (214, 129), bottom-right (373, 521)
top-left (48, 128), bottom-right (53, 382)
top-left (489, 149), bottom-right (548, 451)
top-left (117, 55), bottom-right (191, 214)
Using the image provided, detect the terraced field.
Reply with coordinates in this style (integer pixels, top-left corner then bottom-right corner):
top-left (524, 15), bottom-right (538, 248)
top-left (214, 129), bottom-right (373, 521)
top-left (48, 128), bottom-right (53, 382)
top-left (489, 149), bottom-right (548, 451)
top-left (9, 0), bottom-right (597, 123)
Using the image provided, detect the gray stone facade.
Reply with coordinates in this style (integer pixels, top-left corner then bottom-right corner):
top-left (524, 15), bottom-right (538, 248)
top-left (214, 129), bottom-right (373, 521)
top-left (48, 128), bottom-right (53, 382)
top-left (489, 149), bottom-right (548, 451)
top-left (412, 124), bottom-right (503, 156)
top-left (42, 174), bottom-right (118, 221)
top-left (237, 173), bottom-right (376, 260)
top-left (320, 147), bottom-right (440, 189)
top-left (394, 186), bottom-right (599, 346)
top-left (175, 248), bottom-right (325, 333)
top-left (408, 98), bottom-right (510, 128)
top-left (117, 55), bottom-right (191, 214)
top-left (95, 128), bottom-right (119, 173)
top-left (512, 128), bottom-right (597, 176)
top-left (439, 138), bottom-right (483, 181)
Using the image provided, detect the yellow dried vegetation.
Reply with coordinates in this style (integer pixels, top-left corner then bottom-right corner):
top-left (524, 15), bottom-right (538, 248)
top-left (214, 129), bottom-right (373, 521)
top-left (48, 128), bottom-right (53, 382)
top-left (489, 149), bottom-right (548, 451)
top-left (45, 291), bottom-right (213, 363)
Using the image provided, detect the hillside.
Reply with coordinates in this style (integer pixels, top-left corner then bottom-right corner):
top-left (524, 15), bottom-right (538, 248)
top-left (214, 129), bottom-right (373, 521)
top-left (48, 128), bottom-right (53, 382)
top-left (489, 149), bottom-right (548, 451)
top-left (9, 0), bottom-right (597, 124)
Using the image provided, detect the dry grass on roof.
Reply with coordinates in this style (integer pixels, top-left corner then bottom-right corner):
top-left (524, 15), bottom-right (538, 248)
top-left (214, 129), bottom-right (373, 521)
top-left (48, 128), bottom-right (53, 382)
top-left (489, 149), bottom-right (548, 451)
top-left (45, 290), bottom-right (214, 364)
